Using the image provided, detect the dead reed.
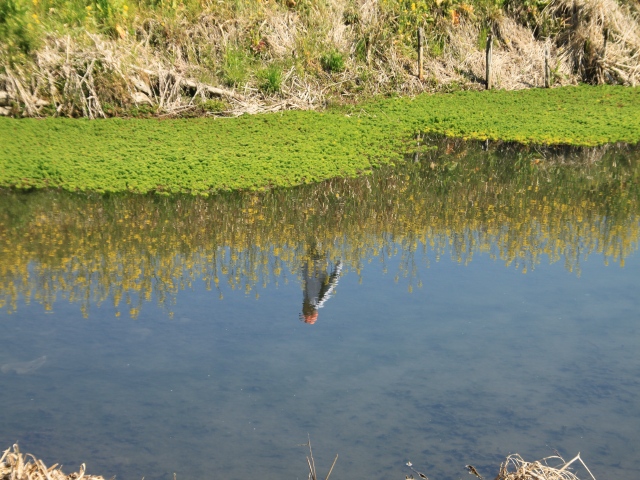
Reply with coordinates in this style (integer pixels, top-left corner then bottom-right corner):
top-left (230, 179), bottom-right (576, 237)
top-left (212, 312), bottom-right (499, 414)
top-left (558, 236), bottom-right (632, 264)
top-left (301, 435), bottom-right (339, 480)
top-left (494, 452), bottom-right (597, 480)
top-left (549, 0), bottom-right (640, 85)
top-left (405, 452), bottom-right (597, 480)
top-left (0, 445), bottom-right (104, 480)
top-left (0, 0), bottom-right (639, 117)
top-left (0, 443), bottom-right (600, 480)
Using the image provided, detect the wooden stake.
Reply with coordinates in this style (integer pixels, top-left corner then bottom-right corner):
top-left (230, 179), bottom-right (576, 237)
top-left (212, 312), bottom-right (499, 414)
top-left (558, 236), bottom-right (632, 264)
top-left (418, 27), bottom-right (424, 81)
top-left (485, 32), bottom-right (493, 90)
top-left (600, 28), bottom-right (609, 84)
top-left (544, 44), bottom-right (550, 88)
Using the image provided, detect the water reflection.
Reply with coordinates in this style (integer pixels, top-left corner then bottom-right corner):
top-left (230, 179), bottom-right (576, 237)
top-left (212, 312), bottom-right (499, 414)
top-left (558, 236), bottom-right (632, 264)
top-left (1, 139), bottom-right (640, 480)
top-left (0, 139), bottom-right (638, 318)
top-left (300, 243), bottom-right (342, 324)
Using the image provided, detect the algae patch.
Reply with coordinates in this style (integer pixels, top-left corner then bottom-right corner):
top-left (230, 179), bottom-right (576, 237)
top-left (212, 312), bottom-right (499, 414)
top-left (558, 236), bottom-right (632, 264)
top-left (1, 86), bottom-right (639, 194)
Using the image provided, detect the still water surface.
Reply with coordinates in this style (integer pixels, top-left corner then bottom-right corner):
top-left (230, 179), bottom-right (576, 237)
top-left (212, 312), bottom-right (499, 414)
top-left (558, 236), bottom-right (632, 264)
top-left (1, 143), bottom-right (639, 480)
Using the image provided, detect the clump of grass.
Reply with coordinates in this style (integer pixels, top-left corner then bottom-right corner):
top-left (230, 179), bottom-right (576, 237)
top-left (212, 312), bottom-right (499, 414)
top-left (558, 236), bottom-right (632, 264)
top-left (258, 64), bottom-right (282, 94)
top-left (495, 453), bottom-right (597, 480)
top-left (222, 46), bottom-right (250, 88)
top-left (0, 444), bottom-right (105, 480)
top-left (407, 452), bottom-right (598, 480)
top-left (201, 98), bottom-right (227, 113)
top-left (0, 0), bottom-right (40, 60)
top-left (320, 50), bottom-right (345, 73)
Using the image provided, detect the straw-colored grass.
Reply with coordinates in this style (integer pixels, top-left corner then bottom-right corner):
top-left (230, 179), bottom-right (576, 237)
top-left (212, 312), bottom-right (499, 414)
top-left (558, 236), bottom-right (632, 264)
top-left (2, 444), bottom-right (599, 480)
top-left (550, 0), bottom-right (640, 85)
top-left (406, 452), bottom-right (598, 480)
top-left (494, 453), bottom-right (597, 480)
top-left (1, 0), bottom-right (639, 118)
top-left (0, 445), bottom-right (104, 480)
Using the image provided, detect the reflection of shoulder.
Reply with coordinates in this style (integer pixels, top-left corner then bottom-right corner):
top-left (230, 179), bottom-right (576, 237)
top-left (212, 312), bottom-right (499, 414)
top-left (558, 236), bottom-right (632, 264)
top-left (328, 261), bottom-right (342, 282)
top-left (316, 261), bottom-right (342, 309)
top-left (332, 261), bottom-right (342, 277)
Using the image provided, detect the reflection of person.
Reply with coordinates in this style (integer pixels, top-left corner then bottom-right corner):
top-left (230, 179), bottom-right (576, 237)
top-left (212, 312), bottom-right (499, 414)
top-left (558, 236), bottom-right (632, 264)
top-left (300, 253), bottom-right (342, 325)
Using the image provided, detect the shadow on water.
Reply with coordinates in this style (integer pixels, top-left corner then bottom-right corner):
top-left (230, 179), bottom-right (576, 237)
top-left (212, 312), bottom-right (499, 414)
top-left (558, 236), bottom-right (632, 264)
top-left (1, 137), bottom-right (638, 318)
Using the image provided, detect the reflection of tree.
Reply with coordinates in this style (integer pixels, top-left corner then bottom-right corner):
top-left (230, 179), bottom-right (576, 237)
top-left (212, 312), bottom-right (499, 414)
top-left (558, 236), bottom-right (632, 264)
top-left (0, 139), bottom-right (638, 318)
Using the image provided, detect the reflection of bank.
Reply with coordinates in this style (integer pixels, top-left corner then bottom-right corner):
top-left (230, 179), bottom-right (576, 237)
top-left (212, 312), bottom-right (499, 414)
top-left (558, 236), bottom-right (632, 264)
top-left (300, 256), bottom-right (342, 325)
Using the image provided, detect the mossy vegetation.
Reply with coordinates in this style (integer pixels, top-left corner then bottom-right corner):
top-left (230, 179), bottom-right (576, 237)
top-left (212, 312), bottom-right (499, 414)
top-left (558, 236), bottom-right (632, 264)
top-left (1, 85), bottom-right (639, 194)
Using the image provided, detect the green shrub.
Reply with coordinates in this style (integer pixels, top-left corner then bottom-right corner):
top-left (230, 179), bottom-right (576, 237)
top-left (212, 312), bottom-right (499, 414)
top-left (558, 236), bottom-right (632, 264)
top-left (0, 0), bottom-right (40, 57)
top-left (202, 99), bottom-right (227, 113)
top-left (477, 25), bottom-right (490, 50)
top-left (258, 65), bottom-right (282, 94)
top-left (222, 46), bottom-right (249, 87)
top-left (320, 50), bottom-right (345, 73)
top-left (355, 37), bottom-right (368, 62)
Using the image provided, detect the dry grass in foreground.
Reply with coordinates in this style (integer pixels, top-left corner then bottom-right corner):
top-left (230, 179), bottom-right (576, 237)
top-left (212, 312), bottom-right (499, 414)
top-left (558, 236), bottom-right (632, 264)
top-left (2, 443), bottom-right (599, 480)
top-left (407, 452), bottom-right (597, 480)
top-left (492, 453), bottom-right (597, 480)
top-left (0, 445), bottom-right (104, 480)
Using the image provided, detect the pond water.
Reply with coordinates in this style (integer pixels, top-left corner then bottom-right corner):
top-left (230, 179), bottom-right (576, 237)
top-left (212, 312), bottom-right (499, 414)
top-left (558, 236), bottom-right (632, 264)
top-left (1, 141), bottom-right (639, 480)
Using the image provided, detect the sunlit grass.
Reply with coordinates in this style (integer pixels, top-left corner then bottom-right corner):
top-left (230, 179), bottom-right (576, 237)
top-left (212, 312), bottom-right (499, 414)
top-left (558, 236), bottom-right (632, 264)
top-left (1, 85), bottom-right (639, 194)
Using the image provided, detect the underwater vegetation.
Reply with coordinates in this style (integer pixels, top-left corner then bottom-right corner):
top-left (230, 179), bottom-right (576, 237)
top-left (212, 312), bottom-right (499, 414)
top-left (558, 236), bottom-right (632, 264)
top-left (1, 139), bottom-right (638, 317)
top-left (1, 85), bottom-right (639, 194)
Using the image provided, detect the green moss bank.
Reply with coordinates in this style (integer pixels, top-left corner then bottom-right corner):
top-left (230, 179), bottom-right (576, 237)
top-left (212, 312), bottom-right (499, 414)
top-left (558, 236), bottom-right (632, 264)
top-left (1, 85), bottom-right (639, 194)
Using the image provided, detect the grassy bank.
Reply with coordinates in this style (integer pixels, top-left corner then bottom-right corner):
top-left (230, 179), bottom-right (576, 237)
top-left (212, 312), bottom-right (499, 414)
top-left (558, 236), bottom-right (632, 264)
top-left (1, 85), bottom-right (639, 194)
top-left (1, 0), bottom-right (640, 117)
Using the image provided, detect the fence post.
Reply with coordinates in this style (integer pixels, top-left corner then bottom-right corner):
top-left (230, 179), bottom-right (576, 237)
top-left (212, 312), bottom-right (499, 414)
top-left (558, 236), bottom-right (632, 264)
top-left (544, 44), bottom-right (550, 88)
top-left (418, 27), bottom-right (424, 81)
top-left (601, 27), bottom-right (609, 84)
top-left (485, 32), bottom-right (493, 89)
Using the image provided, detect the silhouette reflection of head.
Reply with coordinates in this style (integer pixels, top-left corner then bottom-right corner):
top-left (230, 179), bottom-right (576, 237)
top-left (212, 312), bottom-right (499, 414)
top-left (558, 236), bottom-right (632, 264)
top-left (301, 303), bottom-right (319, 324)
top-left (299, 249), bottom-right (342, 325)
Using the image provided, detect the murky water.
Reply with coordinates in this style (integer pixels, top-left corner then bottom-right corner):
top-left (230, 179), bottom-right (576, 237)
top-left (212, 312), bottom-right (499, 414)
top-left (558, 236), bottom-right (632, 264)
top-left (1, 142), bottom-right (639, 480)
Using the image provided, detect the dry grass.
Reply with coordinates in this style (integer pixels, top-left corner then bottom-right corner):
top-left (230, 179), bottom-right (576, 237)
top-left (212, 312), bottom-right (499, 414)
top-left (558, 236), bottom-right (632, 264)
top-left (405, 452), bottom-right (597, 480)
top-left (0, 444), bottom-right (601, 480)
top-left (1, 0), bottom-right (639, 117)
top-left (550, 0), bottom-right (640, 85)
top-left (427, 17), bottom-right (576, 90)
top-left (0, 445), bottom-right (104, 480)
top-left (495, 453), bottom-right (597, 480)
